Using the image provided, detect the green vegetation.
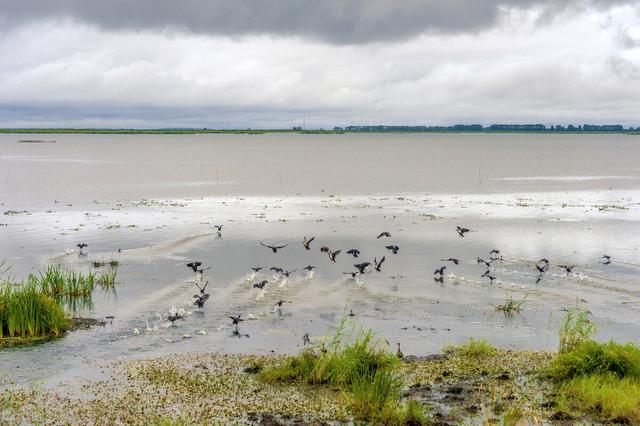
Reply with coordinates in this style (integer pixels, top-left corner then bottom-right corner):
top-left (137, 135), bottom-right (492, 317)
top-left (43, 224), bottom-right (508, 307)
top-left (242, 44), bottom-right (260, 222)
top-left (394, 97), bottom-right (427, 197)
top-left (557, 374), bottom-right (640, 424)
top-left (258, 316), bottom-right (428, 424)
top-left (558, 304), bottom-right (595, 353)
top-left (546, 306), bottom-right (640, 424)
top-left (457, 337), bottom-right (497, 358)
top-left (0, 264), bottom-right (118, 345)
top-left (495, 295), bottom-right (525, 316)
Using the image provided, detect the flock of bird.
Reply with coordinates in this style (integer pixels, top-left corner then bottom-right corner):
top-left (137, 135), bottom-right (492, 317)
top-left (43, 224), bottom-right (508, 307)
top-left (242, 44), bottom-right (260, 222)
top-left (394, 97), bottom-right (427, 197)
top-left (75, 223), bottom-right (614, 353)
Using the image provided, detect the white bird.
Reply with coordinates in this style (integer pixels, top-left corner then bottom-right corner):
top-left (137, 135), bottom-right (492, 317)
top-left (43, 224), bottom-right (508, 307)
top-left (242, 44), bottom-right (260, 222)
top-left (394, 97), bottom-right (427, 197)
top-left (133, 328), bottom-right (140, 336)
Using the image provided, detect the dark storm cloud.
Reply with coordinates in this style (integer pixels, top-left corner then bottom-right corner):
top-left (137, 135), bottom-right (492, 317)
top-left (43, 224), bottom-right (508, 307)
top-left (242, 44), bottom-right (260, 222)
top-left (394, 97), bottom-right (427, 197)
top-left (0, 0), bottom-right (632, 44)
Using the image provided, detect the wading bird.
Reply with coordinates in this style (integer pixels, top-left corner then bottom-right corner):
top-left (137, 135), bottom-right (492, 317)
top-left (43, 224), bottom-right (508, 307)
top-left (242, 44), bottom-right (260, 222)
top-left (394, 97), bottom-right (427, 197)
top-left (260, 242), bottom-right (287, 253)
top-left (303, 236), bottom-right (315, 250)
top-left (396, 343), bottom-right (404, 359)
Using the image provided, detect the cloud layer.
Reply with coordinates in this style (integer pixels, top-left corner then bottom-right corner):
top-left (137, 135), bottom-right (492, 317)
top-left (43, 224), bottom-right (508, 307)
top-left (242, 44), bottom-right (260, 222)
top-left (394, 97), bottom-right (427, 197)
top-left (0, 2), bottom-right (638, 127)
top-left (0, 0), bottom-right (633, 44)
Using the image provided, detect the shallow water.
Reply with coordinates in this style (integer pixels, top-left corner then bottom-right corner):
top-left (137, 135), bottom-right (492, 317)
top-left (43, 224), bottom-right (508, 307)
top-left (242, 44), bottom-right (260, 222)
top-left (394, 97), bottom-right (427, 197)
top-left (0, 133), bottom-right (639, 388)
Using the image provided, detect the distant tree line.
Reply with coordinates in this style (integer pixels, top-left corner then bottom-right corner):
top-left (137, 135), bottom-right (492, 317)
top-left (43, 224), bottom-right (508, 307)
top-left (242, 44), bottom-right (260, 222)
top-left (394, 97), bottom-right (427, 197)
top-left (333, 124), bottom-right (637, 132)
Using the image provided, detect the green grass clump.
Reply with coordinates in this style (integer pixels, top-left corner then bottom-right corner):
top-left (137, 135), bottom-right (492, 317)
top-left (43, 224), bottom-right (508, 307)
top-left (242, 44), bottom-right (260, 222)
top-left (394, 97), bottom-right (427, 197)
top-left (0, 282), bottom-right (67, 339)
top-left (495, 296), bottom-right (525, 316)
top-left (258, 316), bottom-right (427, 425)
top-left (550, 340), bottom-right (640, 381)
top-left (558, 304), bottom-right (595, 353)
top-left (458, 337), bottom-right (498, 358)
top-left (557, 374), bottom-right (640, 424)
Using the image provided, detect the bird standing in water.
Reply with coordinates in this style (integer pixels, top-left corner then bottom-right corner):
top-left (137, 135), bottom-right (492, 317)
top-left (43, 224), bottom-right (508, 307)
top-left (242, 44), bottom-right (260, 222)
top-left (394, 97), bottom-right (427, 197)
top-left (396, 343), bottom-right (404, 359)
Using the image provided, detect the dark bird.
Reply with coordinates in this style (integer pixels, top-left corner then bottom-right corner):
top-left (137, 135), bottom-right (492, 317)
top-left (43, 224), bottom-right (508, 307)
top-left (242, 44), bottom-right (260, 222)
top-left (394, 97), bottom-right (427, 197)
top-left (303, 333), bottom-right (311, 345)
top-left (251, 267), bottom-right (263, 273)
top-left (77, 243), bottom-right (88, 250)
top-left (260, 242), bottom-right (288, 253)
top-left (477, 257), bottom-right (492, 268)
top-left (535, 264), bottom-right (548, 274)
top-left (320, 246), bottom-right (330, 253)
top-left (396, 343), bottom-right (404, 359)
top-left (193, 293), bottom-right (210, 308)
top-left (354, 262), bottom-right (370, 274)
top-left (559, 265), bottom-right (575, 275)
top-left (434, 266), bottom-right (447, 276)
top-left (253, 280), bottom-right (268, 289)
top-left (377, 232), bottom-right (392, 239)
top-left (186, 261), bottom-right (202, 272)
top-left (348, 309), bottom-right (356, 317)
top-left (346, 249), bottom-right (360, 258)
top-left (167, 313), bottom-right (184, 323)
top-left (485, 274), bottom-right (497, 284)
top-left (303, 265), bottom-right (316, 271)
top-left (303, 236), bottom-right (315, 250)
top-left (328, 250), bottom-right (341, 262)
top-left (196, 266), bottom-right (212, 274)
top-left (538, 258), bottom-right (550, 265)
top-left (386, 245), bottom-right (399, 254)
top-left (374, 256), bottom-right (385, 272)
top-left (229, 315), bottom-right (244, 331)
top-left (441, 258), bottom-right (460, 265)
top-left (343, 271), bottom-right (359, 279)
top-left (601, 254), bottom-right (611, 265)
top-left (213, 224), bottom-right (223, 232)
top-left (282, 269), bottom-right (296, 278)
top-left (481, 269), bottom-right (492, 278)
top-left (104, 315), bottom-right (115, 325)
top-left (274, 300), bottom-right (291, 308)
top-left (194, 281), bottom-right (209, 294)
top-left (456, 226), bottom-right (471, 238)
top-left (270, 267), bottom-right (284, 273)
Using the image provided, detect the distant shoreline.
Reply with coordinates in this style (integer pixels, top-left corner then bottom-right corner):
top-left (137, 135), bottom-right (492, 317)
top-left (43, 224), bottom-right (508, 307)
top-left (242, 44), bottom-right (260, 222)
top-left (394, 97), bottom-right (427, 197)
top-left (1, 128), bottom-right (638, 135)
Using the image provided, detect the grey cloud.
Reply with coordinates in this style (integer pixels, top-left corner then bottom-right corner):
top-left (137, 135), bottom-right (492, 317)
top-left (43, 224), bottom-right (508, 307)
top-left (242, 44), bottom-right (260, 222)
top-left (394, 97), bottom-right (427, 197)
top-left (0, 0), bottom-right (633, 44)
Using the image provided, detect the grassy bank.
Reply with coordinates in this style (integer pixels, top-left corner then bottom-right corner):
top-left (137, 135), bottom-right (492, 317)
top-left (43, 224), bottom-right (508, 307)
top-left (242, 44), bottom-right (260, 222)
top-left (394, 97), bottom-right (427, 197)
top-left (0, 264), bottom-right (118, 346)
top-left (1, 308), bottom-right (637, 424)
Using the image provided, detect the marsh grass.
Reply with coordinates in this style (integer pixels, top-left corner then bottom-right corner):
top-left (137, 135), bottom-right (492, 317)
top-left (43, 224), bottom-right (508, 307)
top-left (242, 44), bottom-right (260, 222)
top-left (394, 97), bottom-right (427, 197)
top-left (0, 281), bottom-right (67, 339)
top-left (550, 340), bottom-right (640, 381)
top-left (558, 304), bottom-right (595, 353)
top-left (1, 264), bottom-right (119, 342)
top-left (458, 338), bottom-right (498, 358)
top-left (557, 374), bottom-right (640, 424)
top-left (258, 315), bottom-right (427, 424)
top-left (495, 295), bottom-right (525, 316)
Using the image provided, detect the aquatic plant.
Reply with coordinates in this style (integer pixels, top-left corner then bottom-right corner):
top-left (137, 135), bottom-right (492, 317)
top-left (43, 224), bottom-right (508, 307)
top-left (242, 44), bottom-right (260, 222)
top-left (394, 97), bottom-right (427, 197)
top-left (558, 304), bottom-right (595, 353)
top-left (458, 337), bottom-right (497, 358)
top-left (0, 281), bottom-right (67, 339)
top-left (495, 295), bottom-right (525, 316)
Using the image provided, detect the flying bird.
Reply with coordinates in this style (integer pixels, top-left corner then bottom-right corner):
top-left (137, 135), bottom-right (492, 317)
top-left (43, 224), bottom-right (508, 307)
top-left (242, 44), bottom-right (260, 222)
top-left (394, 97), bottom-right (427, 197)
top-left (303, 236), bottom-right (315, 250)
top-left (385, 245), bottom-right (399, 254)
top-left (193, 293), bottom-right (210, 308)
top-left (434, 266), bottom-right (447, 276)
top-left (213, 224), bottom-right (223, 232)
top-left (456, 226), bottom-right (471, 238)
top-left (343, 271), bottom-right (359, 279)
top-left (270, 267), bottom-right (284, 273)
top-left (194, 281), bottom-right (209, 294)
top-left (328, 250), bottom-right (341, 262)
top-left (601, 254), bottom-right (611, 265)
top-left (253, 280), bottom-right (268, 289)
top-left (477, 257), bottom-right (492, 268)
top-left (346, 249), bottom-right (360, 258)
top-left (354, 262), bottom-right (371, 274)
top-left (260, 242), bottom-right (287, 253)
top-left (251, 267), bottom-right (263, 273)
top-left (167, 313), bottom-right (184, 323)
top-left (282, 269), bottom-right (296, 278)
top-left (77, 243), bottom-right (88, 250)
top-left (377, 232), bottom-right (392, 239)
top-left (489, 249), bottom-right (502, 260)
top-left (274, 300), bottom-right (291, 308)
top-left (374, 256), bottom-right (386, 272)
top-left (186, 261), bottom-right (202, 272)
top-left (303, 265), bottom-right (316, 271)
top-left (320, 246), bottom-right (330, 253)
top-left (559, 265), bottom-right (575, 276)
top-left (441, 258), bottom-right (460, 265)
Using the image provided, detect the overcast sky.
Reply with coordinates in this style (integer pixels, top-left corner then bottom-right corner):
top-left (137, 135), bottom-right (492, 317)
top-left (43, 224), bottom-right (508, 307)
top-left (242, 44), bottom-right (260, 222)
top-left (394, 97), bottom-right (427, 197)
top-left (0, 1), bottom-right (639, 128)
